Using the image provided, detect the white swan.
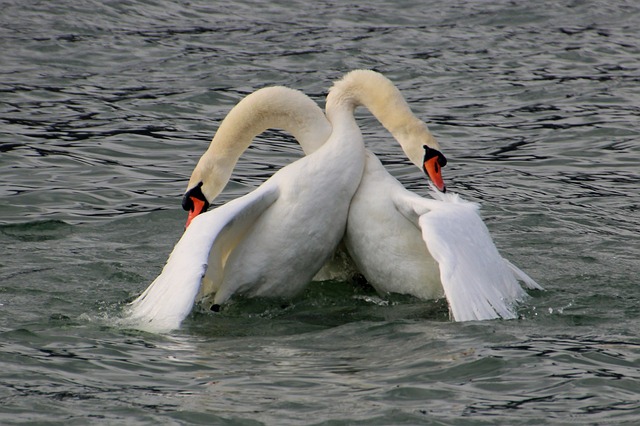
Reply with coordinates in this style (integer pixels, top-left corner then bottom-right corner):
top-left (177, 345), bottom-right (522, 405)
top-left (127, 85), bottom-right (360, 331)
top-left (330, 70), bottom-right (541, 321)
top-left (345, 155), bottom-right (543, 321)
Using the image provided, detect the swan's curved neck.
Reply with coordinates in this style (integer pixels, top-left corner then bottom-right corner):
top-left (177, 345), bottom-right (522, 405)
top-left (326, 70), bottom-right (439, 168)
top-left (187, 86), bottom-right (331, 201)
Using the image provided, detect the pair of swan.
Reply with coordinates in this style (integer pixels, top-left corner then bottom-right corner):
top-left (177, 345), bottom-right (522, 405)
top-left (127, 70), bottom-right (541, 332)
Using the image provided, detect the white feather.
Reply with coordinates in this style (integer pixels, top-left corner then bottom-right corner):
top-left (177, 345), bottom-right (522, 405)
top-left (418, 188), bottom-right (540, 320)
top-left (125, 185), bottom-right (279, 332)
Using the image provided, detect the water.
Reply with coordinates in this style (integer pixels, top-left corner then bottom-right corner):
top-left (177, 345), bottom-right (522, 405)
top-left (1, 0), bottom-right (640, 423)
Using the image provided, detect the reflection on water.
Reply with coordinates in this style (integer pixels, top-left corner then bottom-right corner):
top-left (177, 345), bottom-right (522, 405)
top-left (1, 0), bottom-right (640, 423)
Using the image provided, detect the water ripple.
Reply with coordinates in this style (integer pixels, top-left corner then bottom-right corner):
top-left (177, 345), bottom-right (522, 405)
top-left (1, 0), bottom-right (640, 423)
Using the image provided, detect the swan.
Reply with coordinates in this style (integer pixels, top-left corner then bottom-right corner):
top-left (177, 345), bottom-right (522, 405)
top-left (345, 154), bottom-right (543, 321)
top-left (330, 70), bottom-right (541, 320)
top-left (126, 85), bottom-right (358, 331)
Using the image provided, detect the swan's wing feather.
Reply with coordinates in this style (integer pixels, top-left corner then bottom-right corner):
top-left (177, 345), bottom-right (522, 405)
top-left (125, 184), bottom-right (279, 332)
top-left (503, 258), bottom-right (543, 290)
top-left (395, 191), bottom-right (531, 321)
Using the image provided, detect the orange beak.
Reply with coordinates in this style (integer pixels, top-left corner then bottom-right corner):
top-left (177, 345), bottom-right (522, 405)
top-left (185, 196), bottom-right (207, 228)
top-left (424, 156), bottom-right (446, 192)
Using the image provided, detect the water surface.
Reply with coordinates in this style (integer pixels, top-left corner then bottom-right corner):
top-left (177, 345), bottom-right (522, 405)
top-left (1, 0), bottom-right (640, 424)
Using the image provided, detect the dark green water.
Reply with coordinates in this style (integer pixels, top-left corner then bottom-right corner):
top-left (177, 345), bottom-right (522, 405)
top-left (1, 0), bottom-right (640, 424)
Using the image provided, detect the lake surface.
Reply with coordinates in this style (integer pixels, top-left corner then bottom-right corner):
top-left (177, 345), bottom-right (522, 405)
top-left (1, 0), bottom-right (640, 424)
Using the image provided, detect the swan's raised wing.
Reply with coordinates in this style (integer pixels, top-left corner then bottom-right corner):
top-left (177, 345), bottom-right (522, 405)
top-left (395, 190), bottom-right (540, 321)
top-left (125, 184), bottom-right (279, 332)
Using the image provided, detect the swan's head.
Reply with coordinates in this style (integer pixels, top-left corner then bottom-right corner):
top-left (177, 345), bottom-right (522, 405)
top-left (182, 181), bottom-right (210, 228)
top-left (182, 153), bottom-right (231, 228)
top-left (397, 122), bottom-right (447, 193)
top-left (422, 145), bottom-right (447, 193)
